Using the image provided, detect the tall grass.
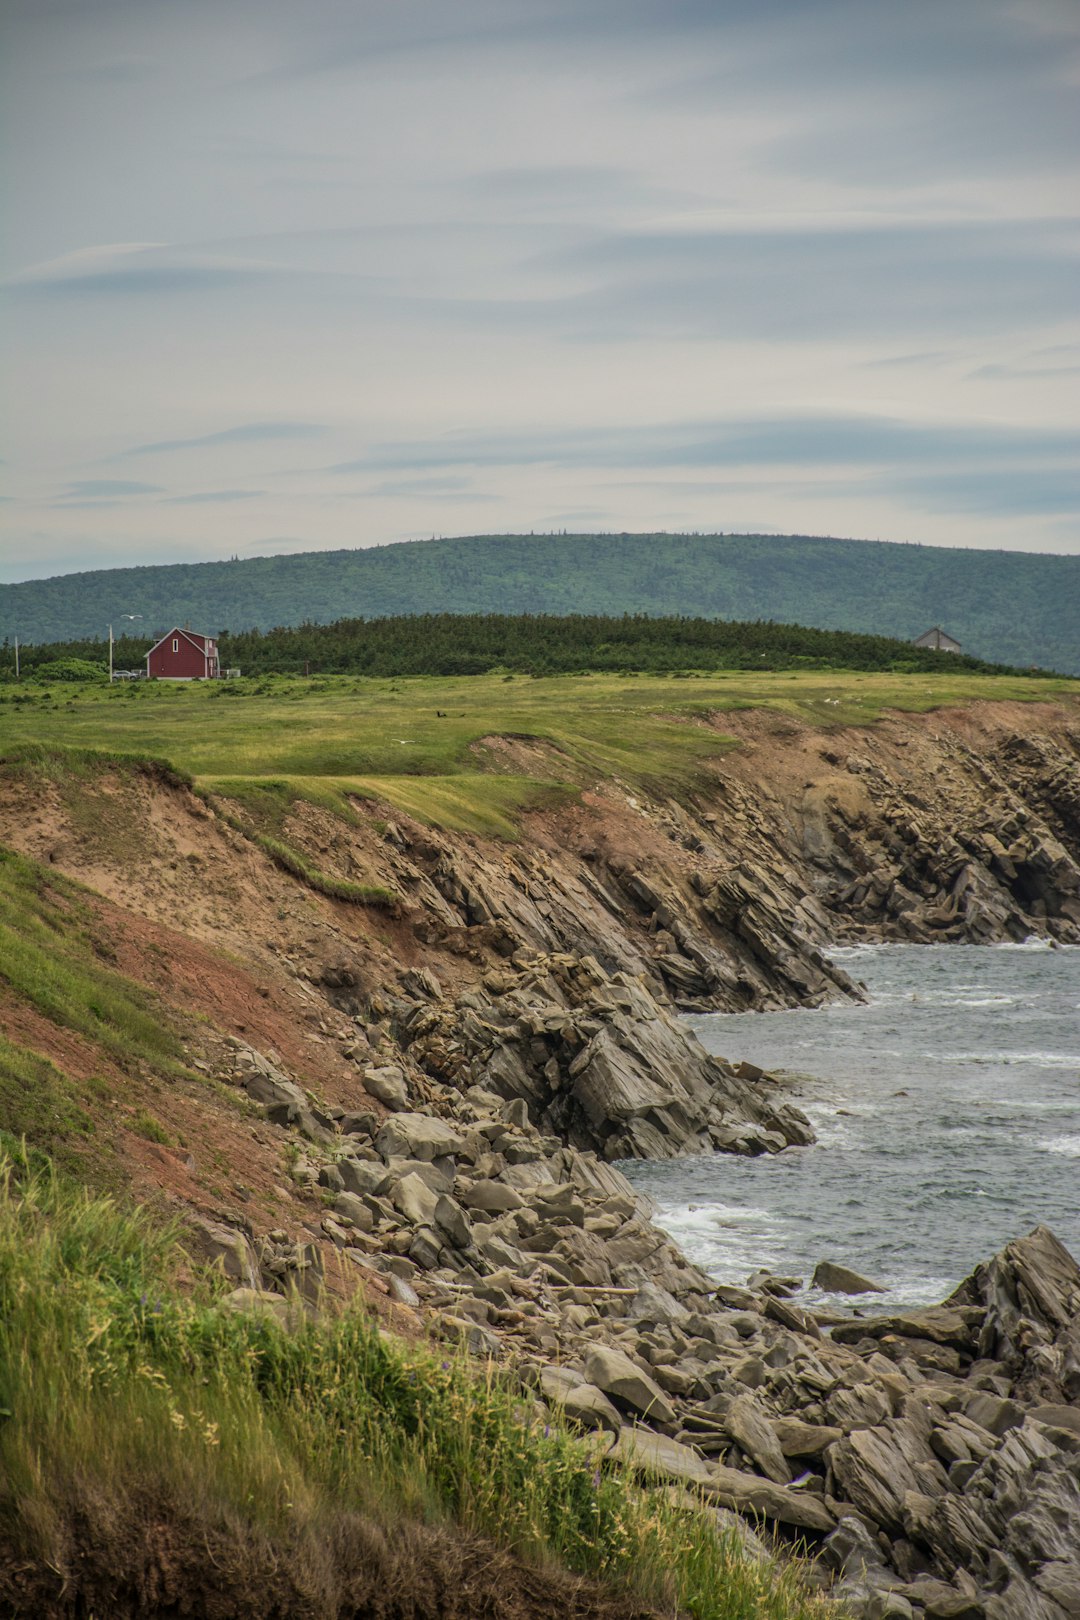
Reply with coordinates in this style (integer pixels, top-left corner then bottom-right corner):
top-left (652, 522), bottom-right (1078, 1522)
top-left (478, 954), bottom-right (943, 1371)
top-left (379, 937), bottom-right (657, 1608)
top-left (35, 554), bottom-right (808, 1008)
top-left (0, 1147), bottom-right (841, 1619)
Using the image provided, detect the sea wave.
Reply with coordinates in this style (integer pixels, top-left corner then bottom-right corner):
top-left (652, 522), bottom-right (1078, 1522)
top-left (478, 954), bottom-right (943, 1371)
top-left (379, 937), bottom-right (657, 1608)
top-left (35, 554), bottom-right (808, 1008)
top-left (1039, 1135), bottom-right (1080, 1158)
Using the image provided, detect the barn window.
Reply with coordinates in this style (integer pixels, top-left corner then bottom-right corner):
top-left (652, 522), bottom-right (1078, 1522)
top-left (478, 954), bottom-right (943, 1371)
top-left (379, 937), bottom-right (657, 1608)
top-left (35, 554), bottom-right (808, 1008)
top-left (172, 638), bottom-right (178, 653)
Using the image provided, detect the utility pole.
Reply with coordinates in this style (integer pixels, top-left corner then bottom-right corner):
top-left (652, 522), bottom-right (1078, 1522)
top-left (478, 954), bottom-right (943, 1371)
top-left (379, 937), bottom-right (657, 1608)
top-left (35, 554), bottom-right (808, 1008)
top-left (109, 614), bottom-right (142, 681)
top-left (13, 636), bottom-right (19, 680)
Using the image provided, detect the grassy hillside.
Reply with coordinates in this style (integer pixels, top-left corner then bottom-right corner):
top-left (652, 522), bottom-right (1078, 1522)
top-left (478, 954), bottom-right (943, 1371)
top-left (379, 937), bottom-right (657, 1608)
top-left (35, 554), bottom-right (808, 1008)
top-left (0, 1148), bottom-right (838, 1620)
top-left (3, 533), bottom-right (1077, 672)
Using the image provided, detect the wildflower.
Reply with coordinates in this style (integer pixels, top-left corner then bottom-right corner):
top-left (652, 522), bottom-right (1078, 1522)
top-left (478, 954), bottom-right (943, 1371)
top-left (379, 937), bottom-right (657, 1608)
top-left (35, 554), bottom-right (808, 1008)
top-left (592, 1469), bottom-right (601, 1489)
top-left (543, 1424), bottom-right (551, 1438)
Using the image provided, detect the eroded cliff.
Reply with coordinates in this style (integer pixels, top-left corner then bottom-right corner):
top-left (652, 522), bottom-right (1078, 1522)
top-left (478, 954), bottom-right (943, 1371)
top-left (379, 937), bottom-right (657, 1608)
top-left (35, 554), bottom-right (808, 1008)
top-left (2, 696), bottom-right (1080, 1619)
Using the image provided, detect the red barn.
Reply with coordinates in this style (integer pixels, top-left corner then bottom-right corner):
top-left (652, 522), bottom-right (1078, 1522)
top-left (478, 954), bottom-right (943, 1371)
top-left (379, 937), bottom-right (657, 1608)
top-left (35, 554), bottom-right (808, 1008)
top-left (146, 627), bottom-right (220, 680)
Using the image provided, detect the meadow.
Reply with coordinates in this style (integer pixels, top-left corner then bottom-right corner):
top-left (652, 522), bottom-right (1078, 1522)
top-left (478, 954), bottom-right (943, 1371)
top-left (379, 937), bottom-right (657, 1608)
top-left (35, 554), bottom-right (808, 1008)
top-left (3, 667), bottom-right (1076, 838)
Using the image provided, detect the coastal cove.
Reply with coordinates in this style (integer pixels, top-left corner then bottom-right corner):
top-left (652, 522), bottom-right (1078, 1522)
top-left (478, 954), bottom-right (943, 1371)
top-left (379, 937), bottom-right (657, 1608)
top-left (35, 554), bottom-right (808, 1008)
top-left (627, 941), bottom-right (1080, 1309)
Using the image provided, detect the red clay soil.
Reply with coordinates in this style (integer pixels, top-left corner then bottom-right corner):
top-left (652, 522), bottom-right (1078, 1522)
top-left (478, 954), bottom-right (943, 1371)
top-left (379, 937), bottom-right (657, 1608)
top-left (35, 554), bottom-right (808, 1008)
top-left (0, 990), bottom-right (115, 1086)
top-left (100, 897), bottom-right (359, 1099)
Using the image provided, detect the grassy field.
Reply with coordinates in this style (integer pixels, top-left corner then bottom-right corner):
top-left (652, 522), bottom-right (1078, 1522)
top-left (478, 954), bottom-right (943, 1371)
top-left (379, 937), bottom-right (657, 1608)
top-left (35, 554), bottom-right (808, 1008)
top-left (3, 668), bottom-right (1077, 837)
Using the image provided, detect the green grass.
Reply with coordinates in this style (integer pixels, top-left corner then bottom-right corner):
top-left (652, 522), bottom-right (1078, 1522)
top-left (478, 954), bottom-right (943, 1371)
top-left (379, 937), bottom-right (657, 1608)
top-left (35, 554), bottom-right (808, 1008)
top-left (0, 846), bottom-right (182, 1076)
top-left (253, 833), bottom-right (399, 907)
top-left (0, 1147), bottom-right (840, 1619)
top-left (0, 845), bottom-right (191, 1182)
top-left (2, 669), bottom-right (1076, 835)
top-left (0, 1036), bottom-right (100, 1176)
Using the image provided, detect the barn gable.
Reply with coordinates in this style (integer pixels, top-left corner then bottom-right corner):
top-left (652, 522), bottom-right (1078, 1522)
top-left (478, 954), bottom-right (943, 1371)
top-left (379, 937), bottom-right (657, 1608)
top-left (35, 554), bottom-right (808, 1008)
top-left (146, 627), bottom-right (220, 680)
top-left (913, 626), bottom-right (962, 654)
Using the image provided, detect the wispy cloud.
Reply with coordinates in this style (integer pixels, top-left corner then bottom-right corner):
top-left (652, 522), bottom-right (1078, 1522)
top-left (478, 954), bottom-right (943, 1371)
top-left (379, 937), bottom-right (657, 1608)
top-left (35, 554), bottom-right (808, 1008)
top-left (335, 413), bottom-right (1079, 476)
top-left (885, 467), bottom-right (1080, 517)
top-left (968, 362), bottom-right (1080, 381)
top-left (61, 479), bottom-right (164, 497)
top-left (121, 423), bottom-right (327, 458)
top-left (359, 475), bottom-right (477, 498)
top-left (163, 489), bottom-right (264, 504)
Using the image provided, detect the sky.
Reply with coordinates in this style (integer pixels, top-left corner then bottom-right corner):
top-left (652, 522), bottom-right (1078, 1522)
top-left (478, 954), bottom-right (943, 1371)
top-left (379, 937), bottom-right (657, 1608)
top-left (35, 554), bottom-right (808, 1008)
top-left (2, 0), bottom-right (1079, 584)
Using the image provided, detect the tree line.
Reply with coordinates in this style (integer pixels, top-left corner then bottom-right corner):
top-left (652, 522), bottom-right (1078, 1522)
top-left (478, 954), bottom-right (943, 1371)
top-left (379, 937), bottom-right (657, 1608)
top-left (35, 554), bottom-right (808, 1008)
top-left (3, 612), bottom-right (1038, 681)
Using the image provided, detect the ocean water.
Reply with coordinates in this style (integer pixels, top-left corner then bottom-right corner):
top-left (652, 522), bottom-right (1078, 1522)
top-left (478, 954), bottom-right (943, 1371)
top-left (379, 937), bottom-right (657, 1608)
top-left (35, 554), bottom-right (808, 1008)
top-left (623, 943), bottom-right (1080, 1310)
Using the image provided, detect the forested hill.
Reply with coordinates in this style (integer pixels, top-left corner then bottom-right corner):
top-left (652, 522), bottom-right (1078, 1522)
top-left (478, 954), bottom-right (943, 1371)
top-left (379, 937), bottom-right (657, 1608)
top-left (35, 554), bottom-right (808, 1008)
top-left (3, 533), bottom-right (1077, 672)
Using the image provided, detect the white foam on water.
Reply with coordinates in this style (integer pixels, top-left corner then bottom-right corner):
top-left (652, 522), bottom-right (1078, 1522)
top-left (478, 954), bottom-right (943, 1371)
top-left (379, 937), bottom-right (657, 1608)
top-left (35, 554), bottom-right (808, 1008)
top-left (1039, 1135), bottom-right (1080, 1158)
top-left (990, 1096), bottom-right (1075, 1113)
top-left (657, 1199), bottom-right (774, 1233)
top-left (650, 1201), bottom-right (798, 1280)
top-left (935, 1051), bottom-right (1080, 1069)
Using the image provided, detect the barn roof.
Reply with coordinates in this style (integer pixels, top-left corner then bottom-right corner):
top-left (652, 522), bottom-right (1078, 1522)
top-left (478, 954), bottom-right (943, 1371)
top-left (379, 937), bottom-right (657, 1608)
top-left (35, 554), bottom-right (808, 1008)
top-left (146, 626), bottom-right (216, 655)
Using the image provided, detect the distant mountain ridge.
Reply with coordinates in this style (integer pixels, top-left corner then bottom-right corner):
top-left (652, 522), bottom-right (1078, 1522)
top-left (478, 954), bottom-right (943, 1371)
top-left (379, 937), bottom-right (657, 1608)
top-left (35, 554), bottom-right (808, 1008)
top-left (3, 533), bottom-right (1077, 672)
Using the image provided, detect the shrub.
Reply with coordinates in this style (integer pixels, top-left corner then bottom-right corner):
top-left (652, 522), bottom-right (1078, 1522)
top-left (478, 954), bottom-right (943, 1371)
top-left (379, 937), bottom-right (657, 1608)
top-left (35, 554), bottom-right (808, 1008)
top-left (27, 659), bottom-right (107, 684)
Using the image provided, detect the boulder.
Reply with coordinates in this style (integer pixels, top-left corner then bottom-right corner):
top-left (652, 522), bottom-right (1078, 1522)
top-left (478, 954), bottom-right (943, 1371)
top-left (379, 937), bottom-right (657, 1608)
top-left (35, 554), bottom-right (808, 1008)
top-left (830, 1305), bottom-right (975, 1348)
top-left (583, 1345), bottom-right (677, 1425)
top-left (333, 1192), bottom-right (374, 1232)
top-left (386, 1273), bottom-right (420, 1308)
top-left (773, 1416), bottom-right (843, 1458)
top-left (376, 1113), bottom-right (466, 1163)
top-left (562, 1384), bottom-right (623, 1434)
top-left (828, 1425), bottom-right (944, 1538)
top-left (186, 1214), bottom-right (259, 1288)
top-left (244, 1071), bottom-right (308, 1112)
top-left (434, 1194), bottom-right (474, 1251)
top-left (704, 1464), bottom-right (835, 1534)
top-left (612, 1428), bottom-right (712, 1485)
top-left (362, 1065), bottom-right (409, 1111)
top-left (222, 1288), bottom-right (298, 1328)
top-left (337, 1157), bottom-right (391, 1199)
top-left (391, 1172), bottom-right (439, 1227)
top-left (947, 1225), bottom-right (1080, 1388)
top-left (812, 1260), bottom-right (886, 1295)
top-left (725, 1394), bottom-right (791, 1484)
top-left (458, 1178), bottom-right (524, 1213)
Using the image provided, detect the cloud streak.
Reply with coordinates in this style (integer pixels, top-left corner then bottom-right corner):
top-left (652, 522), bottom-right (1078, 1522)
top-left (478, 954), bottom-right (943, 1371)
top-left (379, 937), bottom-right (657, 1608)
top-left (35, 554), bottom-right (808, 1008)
top-left (121, 423), bottom-right (328, 458)
top-left (335, 413), bottom-right (1079, 476)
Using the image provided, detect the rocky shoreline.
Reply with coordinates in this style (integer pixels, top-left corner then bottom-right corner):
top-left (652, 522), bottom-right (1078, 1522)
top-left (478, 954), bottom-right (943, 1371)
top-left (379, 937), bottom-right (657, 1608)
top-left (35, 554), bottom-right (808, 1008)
top-left (4, 700), bottom-right (1080, 1616)
top-left (202, 946), bottom-right (1080, 1620)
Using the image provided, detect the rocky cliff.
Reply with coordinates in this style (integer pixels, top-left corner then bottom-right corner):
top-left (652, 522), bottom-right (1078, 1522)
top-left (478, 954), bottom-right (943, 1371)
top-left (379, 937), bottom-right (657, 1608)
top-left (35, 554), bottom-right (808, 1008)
top-left (2, 696), bottom-right (1079, 1619)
